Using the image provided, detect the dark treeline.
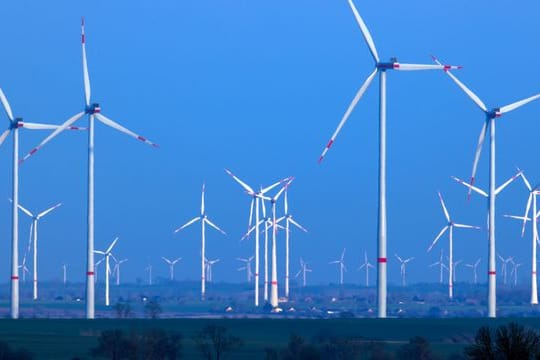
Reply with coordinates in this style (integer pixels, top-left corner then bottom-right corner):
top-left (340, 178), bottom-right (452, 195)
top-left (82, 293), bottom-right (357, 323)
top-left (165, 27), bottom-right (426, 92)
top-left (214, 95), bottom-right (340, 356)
top-left (3, 321), bottom-right (540, 359)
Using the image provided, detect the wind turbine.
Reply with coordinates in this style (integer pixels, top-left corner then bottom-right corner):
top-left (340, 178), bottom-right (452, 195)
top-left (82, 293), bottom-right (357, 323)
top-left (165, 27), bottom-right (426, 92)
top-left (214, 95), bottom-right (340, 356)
top-left (497, 254), bottom-right (513, 285)
top-left (225, 169), bottom-right (289, 306)
top-left (205, 258), bottom-right (220, 283)
top-left (429, 249), bottom-right (448, 284)
top-left (357, 251), bottom-right (374, 287)
top-left (269, 179), bottom-right (293, 308)
top-left (329, 248), bottom-right (347, 285)
top-left (432, 56), bottom-right (540, 318)
top-left (174, 183), bottom-right (225, 300)
top-left (277, 188), bottom-right (308, 300)
top-left (18, 257), bottom-right (29, 284)
top-left (242, 208), bottom-right (286, 302)
top-left (146, 264), bottom-right (153, 285)
top-left (465, 258), bottom-right (481, 284)
top-left (237, 256), bottom-right (254, 282)
top-left (510, 259), bottom-right (522, 287)
top-left (503, 170), bottom-right (540, 304)
top-left (295, 258), bottom-right (312, 287)
top-left (452, 259), bottom-right (463, 283)
top-left (94, 237), bottom-right (119, 306)
top-left (0, 89), bottom-right (83, 319)
top-left (17, 201), bottom-right (62, 300)
top-left (19, 19), bottom-right (158, 319)
top-left (112, 259), bottom-right (128, 286)
top-left (427, 192), bottom-right (480, 299)
top-left (94, 258), bottom-right (104, 284)
top-left (395, 254), bottom-right (414, 286)
top-left (62, 263), bottom-right (67, 285)
top-left (162, 256), bottom-right (181, 281)
top-left (317, 1), bottom-right (460, 319)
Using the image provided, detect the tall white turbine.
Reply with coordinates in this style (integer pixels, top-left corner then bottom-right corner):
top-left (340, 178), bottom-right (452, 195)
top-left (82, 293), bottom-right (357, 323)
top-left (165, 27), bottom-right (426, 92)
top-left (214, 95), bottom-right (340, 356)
top-left (497, 254), bottom-right (513, 285)
top-left (174, 184), bottom-right (225, 300)
top-left (329, 248), bottom-right (347, 285)
top-left (146, 264), bottom-right (153, 285)
top-left (94, 237), bottom-right (119, 306)
top-left (225, 169), bottom-right (289, 306)
top-left (237, 256), bottom-right (254, 282)
top-left (465, 258), bottom-right (481, 284)
top-left (62, 263), bottom-right (67, 285)
top-left (295, 258), bottom-right (312, 287)
top-left (269, 179), bottom-right (293, 308)
top-left (242, 211), bottom-right (285, 303)
top-left (17, 202), bottom-right (62, 300)
top-left (429, 249), bottom-right (448, 284)
top-left (357, 251), bottom-right (374, 287)
top-left (452, 259), bottom-right (463, 282)
top-left (205, 258), bottom-right (220, 283)
top-left (510, 260), bottom-right (522, 287)
top-left (427, 192), bottom-right (480, 299)
top-left (112, 259), bottom-right (128, 286)
top-left (277, 189), bottom-right (308, 300)
top-left (20, 19), bottom-right (158, 319)
top-left (317, 2), bottom-right (461, 319)
top-left (503, 170), bottom-right (540, 304)
top-left (395, 254), bottom-right (414, 286)
top-left (162, 256), bottom-right (181, 281)
top-left (433, 56), bottom-right (540, 318)
top-left (0, 89), bottom-right (83, 319)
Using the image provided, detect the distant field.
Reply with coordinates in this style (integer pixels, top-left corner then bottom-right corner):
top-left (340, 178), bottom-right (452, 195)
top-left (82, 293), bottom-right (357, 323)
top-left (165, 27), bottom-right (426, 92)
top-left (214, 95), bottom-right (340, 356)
top-left (0, 318), bottom-right (539, 359)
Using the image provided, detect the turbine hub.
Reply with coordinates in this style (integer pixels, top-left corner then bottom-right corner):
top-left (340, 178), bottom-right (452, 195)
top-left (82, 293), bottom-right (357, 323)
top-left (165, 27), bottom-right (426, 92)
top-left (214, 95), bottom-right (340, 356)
top-left (376, 62), bottom-right (395, 71)
top-left (85, 103), bottom-right (101, 114)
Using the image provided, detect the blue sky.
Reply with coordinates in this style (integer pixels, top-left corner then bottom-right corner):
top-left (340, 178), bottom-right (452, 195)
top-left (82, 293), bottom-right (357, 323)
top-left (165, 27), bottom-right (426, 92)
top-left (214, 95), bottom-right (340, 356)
top-left (0, 0), bottom-right (539, 287)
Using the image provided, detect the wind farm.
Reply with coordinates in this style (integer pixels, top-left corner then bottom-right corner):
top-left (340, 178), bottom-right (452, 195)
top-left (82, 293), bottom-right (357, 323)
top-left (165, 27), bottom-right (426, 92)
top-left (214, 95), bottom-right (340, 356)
top-left (1, 0), bottom-right (540, 357)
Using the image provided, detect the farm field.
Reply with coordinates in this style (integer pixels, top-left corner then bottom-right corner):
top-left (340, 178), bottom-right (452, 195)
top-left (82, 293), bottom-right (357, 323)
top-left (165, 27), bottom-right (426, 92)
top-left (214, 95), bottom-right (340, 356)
top-left (0, 317), bottom-right (539, 359)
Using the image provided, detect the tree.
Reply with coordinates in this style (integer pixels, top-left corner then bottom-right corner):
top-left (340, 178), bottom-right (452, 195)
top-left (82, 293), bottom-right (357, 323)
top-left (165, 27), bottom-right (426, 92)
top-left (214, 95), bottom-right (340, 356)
top-left (144, 300), bottom-right (162, 319)
top-left (194, 324), bottom-right (243, 360)
top-left (495, 322), bottom-right (539, 359)
top-left (465, 326), bottom-right (495, 360)
top-left (138, 328), bottom-right (182, 360)
top-left (465, 323), bottom-right (540, 360)
top-left (396, 337), bottom-right (440, 360)
top-left (114, 302), bottom-right (132, 319)
top-left (90, 330), bottom-right (132, 360)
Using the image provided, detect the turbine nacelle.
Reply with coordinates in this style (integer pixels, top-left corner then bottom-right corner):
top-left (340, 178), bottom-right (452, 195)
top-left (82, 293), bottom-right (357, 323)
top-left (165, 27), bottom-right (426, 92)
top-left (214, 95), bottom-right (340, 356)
top-left (487, 108), bottom-right (502, 119)
top-left (85, 103), bottom-right (101, 114)
top-left (11, 118), bottom-right (23, 129)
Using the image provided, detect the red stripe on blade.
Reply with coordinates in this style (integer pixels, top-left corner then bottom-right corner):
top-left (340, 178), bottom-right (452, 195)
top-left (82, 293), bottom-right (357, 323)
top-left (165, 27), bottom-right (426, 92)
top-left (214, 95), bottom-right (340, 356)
top-left (137, 136), bottom-right (147, 142)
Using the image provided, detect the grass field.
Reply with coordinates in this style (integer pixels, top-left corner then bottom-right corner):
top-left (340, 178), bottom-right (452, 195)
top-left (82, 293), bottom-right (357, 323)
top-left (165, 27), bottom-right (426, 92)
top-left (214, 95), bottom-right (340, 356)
top-left (0, 317), bottom-right (539, 359)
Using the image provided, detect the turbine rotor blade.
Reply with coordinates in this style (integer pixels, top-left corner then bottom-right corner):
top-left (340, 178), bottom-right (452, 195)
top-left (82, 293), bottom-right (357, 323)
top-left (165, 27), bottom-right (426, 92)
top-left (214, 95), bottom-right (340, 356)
top-left (469, 120), bottom-right (489, 198)
top-left (453, 223), bottom-right (480, 229)
top-left (20, 111), bottom-right (86, 164)
top-left (318, 68), bottom-right (377, 163)
top-left (437, 192), bottom-right (450, 222)
top-left (106, 237), bottom-right (119, 253)
top-left (224, 169), bottom-right (255, 195)
top-left (451, 176), bottom-right (488, 197)
top-left (393, 63), bottom-right (461, 71)
top-left (37, 202), bottom-right (62, 219)
top-left (427, 226), bottom-right (449, 252)
top-left (347, 0), bottom-right (379, 63)
top-left (495, 171), bottom-right (522, 195)
top-left (205, 218), bottom-right (226, 235)
top-left (499, 94), bottom-right (540, 114)
top-left (0, 88), bottom-right (14, 121)
top-left (82, 17), bottom-right (91, 107)
top-left (94, 113), bottom-right (158, 147)
top-left (174, 216), bottom-right (200, 233)
top-left (0, 129), bottom-right (10, 146)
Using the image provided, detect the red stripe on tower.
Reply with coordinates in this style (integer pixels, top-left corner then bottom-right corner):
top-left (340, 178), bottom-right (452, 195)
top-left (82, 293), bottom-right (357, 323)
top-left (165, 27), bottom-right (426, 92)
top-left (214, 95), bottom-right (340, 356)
top-left (488, 271), bottom-right (496, 275)
top-left (11, 276), bottom-right (19, 280)
top-left (87, 271), bottom-right (94, 276)
top-left (377, 257), bottom-right (387, 263)
top-left (271, 281), bottom-right (278, 285)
